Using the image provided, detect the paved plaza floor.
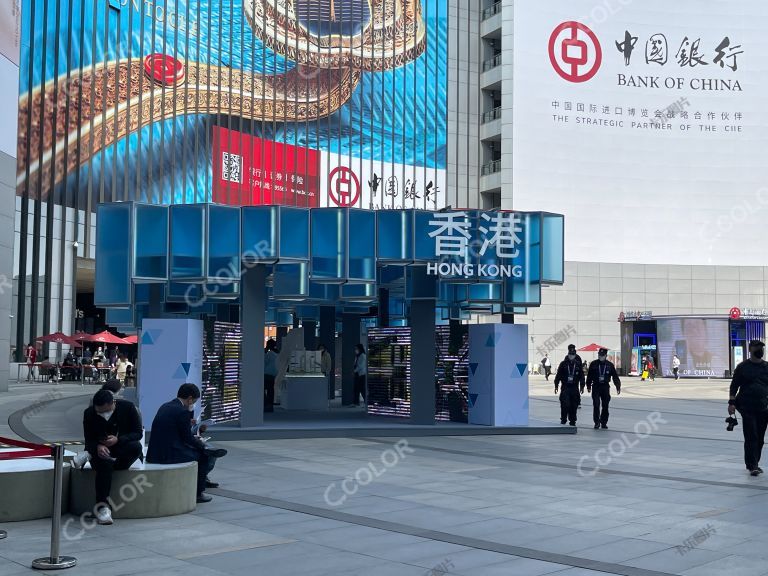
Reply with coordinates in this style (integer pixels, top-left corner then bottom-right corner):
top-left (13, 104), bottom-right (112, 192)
top-left (3, 376), bottom-right (767, 576)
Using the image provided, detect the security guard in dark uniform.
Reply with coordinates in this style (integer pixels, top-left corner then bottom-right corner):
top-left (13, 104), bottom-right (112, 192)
top-left (554, 344), bottom-right (585, 426)
top-left (586, 348), bottom-right (621, 429)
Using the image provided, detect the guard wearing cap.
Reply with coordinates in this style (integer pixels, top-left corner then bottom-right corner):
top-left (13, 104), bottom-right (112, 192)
top-left (729, 340), bottom-right (768, 476)
top-left (586, 348), bottom-right (621, 429)
top-left (554, 344), bottom-right (585, 426)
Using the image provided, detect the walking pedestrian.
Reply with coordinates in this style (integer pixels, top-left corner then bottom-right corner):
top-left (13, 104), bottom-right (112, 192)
top-left (586, 348), bottom-right (621, 429)
top-left (647, 356), bottom-right (656, 381)
top-left (672, 354), bottom-right (681, 380)
top-left (318, 344), bottom-right (333, 399)
top-left (25, 342), bottom-right (37, 381)
top-left (264, 339), bottom-right (279, 413)
top-left (728, 340), bottom-right (768, 476)
top-left (554, 345), bottom-right (585, 426)
top-left (541, 353), bottom-right (552, 380)
top-left (352, 344), bottom-right (367, 406)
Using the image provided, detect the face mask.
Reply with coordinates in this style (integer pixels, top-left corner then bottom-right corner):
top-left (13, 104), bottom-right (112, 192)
top-left (754, 349), bottom-right (765, 359)
top-left (568, 354), bottom-right (576, 361)
top-left (99, 411), bottom-right (114, 421)
top-left (598, 355), bottom-right (607, 361)
top-left (188, 403), bottom-right (195, 412)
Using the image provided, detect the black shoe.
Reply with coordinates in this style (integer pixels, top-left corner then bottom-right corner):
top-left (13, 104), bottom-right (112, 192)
top-left (205, 478), bottom-right (219, 488)
top-left (569, 422), bottom-right (576, 426)
top-left (601, 424), bottom-right (608, 429)
top-left (207, 448), bottom-right (228, 458)
top-left (196, 493), bottom-right (213, 503)
top-left (594, 423), bottom-right (600, 429)
top-left (750, 469), bottom-right (761, 477)
top-left (560, 419), bottom-right (566, 425)
top-left (757, 468), bottom-right (764, 475)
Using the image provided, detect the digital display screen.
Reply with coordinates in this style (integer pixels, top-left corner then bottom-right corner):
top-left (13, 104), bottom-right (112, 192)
top-left (17, 0), bottom-right (447, 208)
top-left (201, 320), bottom-right (242, 423)
top-left (367, 325), bottom-right (468, 422)
top-left (657, 318), bottom-right (729, 378)
top-left (367, 327), bottom-right (412, 419)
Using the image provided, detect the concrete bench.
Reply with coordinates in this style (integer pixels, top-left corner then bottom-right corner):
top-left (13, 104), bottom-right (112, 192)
top-left (69, 462), bottom-right (197, 518)
top-left (0, 457), bottom-right (70, 522)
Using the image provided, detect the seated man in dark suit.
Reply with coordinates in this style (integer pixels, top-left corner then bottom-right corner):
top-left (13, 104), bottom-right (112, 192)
top-left (78, 388), bottom-right (143, 525)
top-left (146, 383), bottom-right (224, 503)
top-left (60, 352), bottom-right (80, 381)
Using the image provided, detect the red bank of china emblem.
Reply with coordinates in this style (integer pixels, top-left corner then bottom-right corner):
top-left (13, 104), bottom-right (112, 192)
top-left (548, 21), bottom-right (602, 83)
top-left (328, 166), bottom-right (361, 207)
top-left (730, 307), bottom-right (742, 320)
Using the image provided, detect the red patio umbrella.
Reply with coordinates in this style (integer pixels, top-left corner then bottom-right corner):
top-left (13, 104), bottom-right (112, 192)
top-left (36, 332), bottom-right (82, 347)
top-left (577, 343), bottom-right (610, 352)
top-left (121, 335), bottom-right (138, 345)
top-left (76, 330), bottom-right (127, 345)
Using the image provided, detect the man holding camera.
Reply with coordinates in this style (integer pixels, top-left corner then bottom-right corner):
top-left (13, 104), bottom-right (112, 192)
top-left (728, 340), bottom-right (768, 476)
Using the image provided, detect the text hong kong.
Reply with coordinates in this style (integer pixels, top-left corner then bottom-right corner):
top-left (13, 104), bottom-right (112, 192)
top-left (427, 212), bottom-right (525, 279)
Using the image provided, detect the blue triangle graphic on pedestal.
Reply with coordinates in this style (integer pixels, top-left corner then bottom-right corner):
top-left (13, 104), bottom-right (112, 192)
top-left (173, 363), bottom-right (189, 379)
top-left (517, 363), bottom-right (528, 377)
top-left (486, 333), bottom-right (503, 348)
top-left (141, 330), bottom-right (163, 345)
top-left (181, 363), bottom-right (191, 376)
top-left (469, 363), bottom-right (479, 376)
top-left (469, 393), bottom-right (479, 408)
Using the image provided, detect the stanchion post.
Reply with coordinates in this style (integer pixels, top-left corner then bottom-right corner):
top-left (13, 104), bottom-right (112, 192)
top-left (32, 444), bottom-right (76, 570)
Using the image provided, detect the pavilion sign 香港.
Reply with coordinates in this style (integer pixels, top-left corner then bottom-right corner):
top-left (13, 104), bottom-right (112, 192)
top-left (426, 211), bottom-right (525, 280)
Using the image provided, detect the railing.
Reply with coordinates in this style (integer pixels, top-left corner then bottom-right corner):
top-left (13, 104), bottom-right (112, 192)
top-left (481, 160), bottom-right (501, 176)
top-left (481, 107), bottom-right (502, 124)
top-left (482, 53), bottom-right (502, 72)
top-left (482, 1), bottom-right (502, 20)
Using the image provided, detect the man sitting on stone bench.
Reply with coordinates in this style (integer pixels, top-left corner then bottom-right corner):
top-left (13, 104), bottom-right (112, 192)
top-left (147, 384), bottom-right (224, 503)
top-left (77, 388), bottom-right (143, 525)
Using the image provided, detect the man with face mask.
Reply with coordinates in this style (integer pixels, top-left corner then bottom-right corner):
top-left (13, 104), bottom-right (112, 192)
top-left (80, 388), bottom-right (143, 525)
top-left (586, 348), bottom-right (621, 429)
top-left (554, 344), bottom-right (586, 426)
top-left (147, 383), bottom-right (225, 502)
top-left (729, 340), bottom-right (768, 476)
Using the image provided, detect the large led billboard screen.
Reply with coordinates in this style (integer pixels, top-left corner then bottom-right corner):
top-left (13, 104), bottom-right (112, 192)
top-left (16, 0), bottom-right (447, 209)
top-left (513, 0), bottom-right (768, 266)
top-left (657, 317), bottom-right (729, 378)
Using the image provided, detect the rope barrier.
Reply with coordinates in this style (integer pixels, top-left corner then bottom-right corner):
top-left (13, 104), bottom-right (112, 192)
top-left (0, 436), bottom-right (52, 460)
top-left (0, 437), bottom-right (76, 568)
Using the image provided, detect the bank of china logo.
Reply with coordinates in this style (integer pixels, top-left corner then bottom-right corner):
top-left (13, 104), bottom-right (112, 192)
top-left (548, 21), bottom-right (602, 83)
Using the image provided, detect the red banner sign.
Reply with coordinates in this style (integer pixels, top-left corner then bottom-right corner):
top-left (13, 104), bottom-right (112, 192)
top-left (212, 127), bottom-right (321, 207)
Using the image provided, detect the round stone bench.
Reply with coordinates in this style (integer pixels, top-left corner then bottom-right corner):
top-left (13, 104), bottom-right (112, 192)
top-left (69, 462), bottom-right (198, 518)
top-left (0, 457), bottom-right (70, 522)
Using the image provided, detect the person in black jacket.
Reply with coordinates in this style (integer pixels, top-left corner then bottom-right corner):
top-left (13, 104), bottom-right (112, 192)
top-left (81, 388), bottom-right (143, 525)
top-left (554, 345), bottom-right (585, 426)
top-left (729, 340), bottom-right (768, 476)
top-left (146, 383), bottom-right (219, 503)
top-left (586, 348), bottom-right (621, 429)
